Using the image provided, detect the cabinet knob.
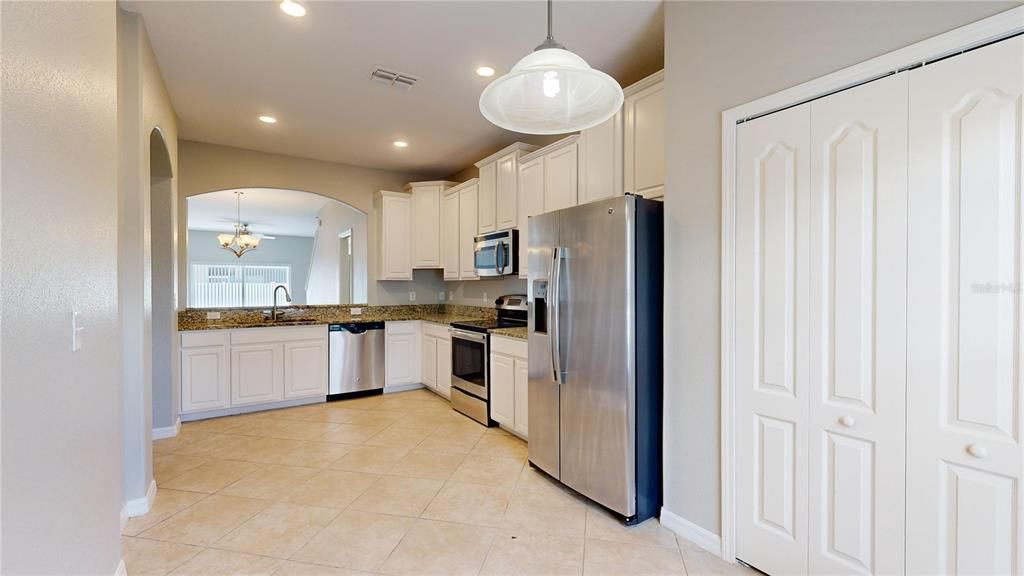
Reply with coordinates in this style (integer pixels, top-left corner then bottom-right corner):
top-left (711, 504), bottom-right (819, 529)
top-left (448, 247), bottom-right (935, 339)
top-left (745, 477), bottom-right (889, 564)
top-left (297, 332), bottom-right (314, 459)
top-left (966, 444), bottom-right (988, 458)
top-left (838, 415), bottom-right (855, 428)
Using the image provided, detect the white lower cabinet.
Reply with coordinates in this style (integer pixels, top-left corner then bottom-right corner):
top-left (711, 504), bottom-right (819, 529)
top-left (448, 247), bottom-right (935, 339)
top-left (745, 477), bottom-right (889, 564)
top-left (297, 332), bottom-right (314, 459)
top-left (385, 321), bottom-right (421, 388)
top-left (231, 344), bottom-right (283, 406)
top-left (489, 335), bottom-right (528, 438)
top-left (181, 325), bottom-right (328, 416)
top-left (284, 340), bottom-right (328, 399)
top-left (181, 341), bottom-right (229, 413)
top-left (421, 322), bottom-right (452, 399)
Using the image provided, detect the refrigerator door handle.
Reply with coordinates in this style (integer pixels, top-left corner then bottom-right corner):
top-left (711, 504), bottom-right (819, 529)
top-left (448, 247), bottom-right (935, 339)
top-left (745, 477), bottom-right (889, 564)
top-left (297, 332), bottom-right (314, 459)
top-left (551, 246), bottom-right (563, 384)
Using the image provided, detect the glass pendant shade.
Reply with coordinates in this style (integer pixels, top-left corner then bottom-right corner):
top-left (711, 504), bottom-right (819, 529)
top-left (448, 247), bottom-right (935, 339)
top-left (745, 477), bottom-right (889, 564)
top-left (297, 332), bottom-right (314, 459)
top-left (479, 48), bottom-right (623, 135)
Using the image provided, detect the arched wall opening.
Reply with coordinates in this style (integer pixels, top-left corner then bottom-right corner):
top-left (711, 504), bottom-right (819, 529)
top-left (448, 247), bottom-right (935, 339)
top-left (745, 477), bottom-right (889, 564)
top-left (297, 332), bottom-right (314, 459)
top-left (184, 187), bottom-right (369, 307)
top-left (150, 128), bottom-right (177, 432)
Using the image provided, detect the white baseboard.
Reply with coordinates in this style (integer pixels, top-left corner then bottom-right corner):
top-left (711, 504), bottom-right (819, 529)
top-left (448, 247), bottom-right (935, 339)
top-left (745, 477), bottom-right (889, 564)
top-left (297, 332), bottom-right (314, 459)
top-left (124, 479), bottom-right (157, 518)
top-left (114, 559), bottom-right (127, 576)
top-left (384, 383), bottom-right (425, 394)
top-left (660, 507), bottom-right (724, 560)
top-left (152, 417), bottom-right (181, 440)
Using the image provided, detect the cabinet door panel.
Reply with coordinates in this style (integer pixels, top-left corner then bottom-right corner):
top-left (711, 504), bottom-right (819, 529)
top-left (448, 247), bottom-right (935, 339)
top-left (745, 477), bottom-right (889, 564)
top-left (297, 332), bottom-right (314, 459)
top-left (412, 185), bottom-right (441, 268)
top-left (735, 103), bottom-right (810, 576)
top-left (478, 162), bottom-right (497, 234)
top-left (284, 340), bottom-right (327, 399)
top-left (181, 346), bottom-right (229, 413)
top-left (518, 158), bottom-right (544, 279)
top-left (514, 357), bottom-right (529, 437)
top-left (436, 338), bottom-right (452, 399)
top-left (490, 352), bottom-right (515, 427)
top-left (907, 35), bottom-right (1024, 575)
top-left (496, 154), bottom-right (518, 230)
top-left (422, 335), bottom-right (437, 389)
top-left (231, 344), bottom-right (283, 406)
top-left (544, 143), bottom-right (578, 212)
top-left (624, 80), bottom-right (664, 198)
top-left (443, 192), bottom-right (460, 280)
top-left (459, 184), bottom-right (479, 279)
top-left (580, 112), bottom-right (622, 204)
top-left (380, 193), bottom-right (412, 280)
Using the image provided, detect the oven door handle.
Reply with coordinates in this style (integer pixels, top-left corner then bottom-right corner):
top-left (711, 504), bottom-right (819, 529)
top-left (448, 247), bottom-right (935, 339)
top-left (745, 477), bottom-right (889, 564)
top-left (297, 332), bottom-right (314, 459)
top-left (450, 328), bottom-right (488, 343)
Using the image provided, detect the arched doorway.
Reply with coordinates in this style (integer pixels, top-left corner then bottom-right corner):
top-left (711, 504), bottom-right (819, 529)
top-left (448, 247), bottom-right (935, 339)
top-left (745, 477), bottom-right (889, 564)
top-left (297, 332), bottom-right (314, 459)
top-left (150, 129), bottom-right (176, 437)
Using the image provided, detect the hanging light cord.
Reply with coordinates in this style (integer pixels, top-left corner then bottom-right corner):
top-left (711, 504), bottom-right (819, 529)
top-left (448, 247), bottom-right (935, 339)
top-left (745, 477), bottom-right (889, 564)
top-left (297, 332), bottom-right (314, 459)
top-left (535, 0), bottom-right (565, 51)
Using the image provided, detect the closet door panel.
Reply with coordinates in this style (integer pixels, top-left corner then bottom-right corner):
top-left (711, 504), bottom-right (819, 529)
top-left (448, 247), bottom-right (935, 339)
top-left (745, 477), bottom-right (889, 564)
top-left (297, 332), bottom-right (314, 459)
top-left (735, 103), bottom-right (811, 576)
top-left (809, 72), bottom-right (908, 576)
top-left (907, 35), bottom-right (1023, 576)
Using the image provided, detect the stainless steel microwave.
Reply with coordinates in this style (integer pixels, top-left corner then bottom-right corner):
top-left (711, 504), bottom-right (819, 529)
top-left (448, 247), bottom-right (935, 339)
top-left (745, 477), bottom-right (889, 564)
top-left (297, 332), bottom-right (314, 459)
top-left (474, 229), bottom-right (518, 277)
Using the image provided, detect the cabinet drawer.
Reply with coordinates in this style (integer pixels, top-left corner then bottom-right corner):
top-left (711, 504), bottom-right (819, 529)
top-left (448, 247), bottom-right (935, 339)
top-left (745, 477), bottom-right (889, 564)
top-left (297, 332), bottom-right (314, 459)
top-left (422, 321), bottom-right (452, 340)
top-left (385, 320), bottom-right (421, 335)
top-left (181, 330), bottom-right (230, 349)
top-left (230, 325), bottom-right (326, 345)
top-left (491, 335), bottom-right (527, 358)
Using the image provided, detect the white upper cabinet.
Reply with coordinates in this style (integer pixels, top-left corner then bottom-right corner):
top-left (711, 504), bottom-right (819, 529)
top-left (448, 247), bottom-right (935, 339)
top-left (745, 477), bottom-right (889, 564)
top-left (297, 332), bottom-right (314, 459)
top-left (475, 142), bottom-right (538, 235)
top-left (406, 181), bottom-right (455, 269)
top-left (376, 190), bottom-right (412, 280)
top-left (623, 70), bottom-right (664, 199)
top-left (442, 189), bottom-right (460, 280)
top-left (579, 109), bottom-right (623, 205)
top-left (477, 162), bottom-right (497, 234)
top-left (543, 138), bottom-right (579, 212)
top-left (518, 156), bottom-right (545, 279)
top-left (456, 179), bottom-right (480, 280)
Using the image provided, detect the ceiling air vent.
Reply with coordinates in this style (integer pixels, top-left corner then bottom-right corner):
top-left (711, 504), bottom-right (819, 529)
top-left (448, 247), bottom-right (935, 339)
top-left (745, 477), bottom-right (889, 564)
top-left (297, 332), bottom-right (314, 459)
top-left (370, 67), bottom-right (418, 91)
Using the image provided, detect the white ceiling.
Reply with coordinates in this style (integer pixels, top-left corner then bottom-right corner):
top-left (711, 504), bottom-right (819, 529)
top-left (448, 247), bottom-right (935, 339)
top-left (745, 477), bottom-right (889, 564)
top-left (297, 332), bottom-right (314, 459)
top-left (122, 0), bottom-right (664, 177)
top-left (188, 188), bottom-right (344, 237)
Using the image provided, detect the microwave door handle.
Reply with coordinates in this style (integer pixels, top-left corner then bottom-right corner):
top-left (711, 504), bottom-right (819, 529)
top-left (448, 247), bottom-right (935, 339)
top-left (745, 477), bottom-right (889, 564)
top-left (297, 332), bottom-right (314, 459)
top-left (550, 247), bottom-right (562, 384)
top-left (496, 242), bottom-right (505, 275)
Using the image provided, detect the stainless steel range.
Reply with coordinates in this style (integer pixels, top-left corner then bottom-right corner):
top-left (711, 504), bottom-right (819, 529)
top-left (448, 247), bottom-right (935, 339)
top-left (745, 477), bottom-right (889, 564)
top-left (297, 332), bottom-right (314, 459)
top-left (449, 295), bottom-right (527, 425)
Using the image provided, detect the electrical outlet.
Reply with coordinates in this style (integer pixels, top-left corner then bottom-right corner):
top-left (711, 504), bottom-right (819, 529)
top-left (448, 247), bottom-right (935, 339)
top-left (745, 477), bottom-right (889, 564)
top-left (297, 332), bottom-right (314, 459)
top-left (438, 291), bottom-right (445, 301)
top-left (351, 307), bottom-right (363, 316)
top-left (483, 291), bottom-right (488, 302)
top-left (206, 311), bottom-right (221, 320)
top-left (449, 291), bottom-right (455, 301)
top-left (409, 291), bottom-right (417, 302)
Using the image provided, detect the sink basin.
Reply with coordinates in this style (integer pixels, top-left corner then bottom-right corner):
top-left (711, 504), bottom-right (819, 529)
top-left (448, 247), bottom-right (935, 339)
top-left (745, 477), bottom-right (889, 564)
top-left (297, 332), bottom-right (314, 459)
top-left (260, 316), bottom-right (317, 325)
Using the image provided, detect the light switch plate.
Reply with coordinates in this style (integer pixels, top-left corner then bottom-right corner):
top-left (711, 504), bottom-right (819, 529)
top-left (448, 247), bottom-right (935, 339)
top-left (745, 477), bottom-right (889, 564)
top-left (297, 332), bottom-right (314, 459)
top-left (351, 307), bottom-right (363, 315)
top-left (409, 291), bottom-right (417, 302)
top-left (438, 291), bottom-right (445, 301)
top-left (71, 311), bottom-right (83, 352)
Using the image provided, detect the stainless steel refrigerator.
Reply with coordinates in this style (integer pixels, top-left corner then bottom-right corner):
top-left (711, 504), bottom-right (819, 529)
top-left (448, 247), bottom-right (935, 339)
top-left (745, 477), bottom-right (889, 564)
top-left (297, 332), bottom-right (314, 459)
top-left (527, 194), bottom-right (663, 525)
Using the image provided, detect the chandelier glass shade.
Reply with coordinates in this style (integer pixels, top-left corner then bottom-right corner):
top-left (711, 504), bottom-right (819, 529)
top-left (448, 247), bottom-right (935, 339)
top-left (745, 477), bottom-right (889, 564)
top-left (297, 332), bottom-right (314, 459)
top-left (478, 0), bottom-right (623, 135)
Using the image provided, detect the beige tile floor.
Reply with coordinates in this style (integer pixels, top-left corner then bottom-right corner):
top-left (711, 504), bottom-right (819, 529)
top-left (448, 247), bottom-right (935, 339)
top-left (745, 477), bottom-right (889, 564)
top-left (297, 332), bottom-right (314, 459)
top-left (128, 389), bottom-right (753, 576)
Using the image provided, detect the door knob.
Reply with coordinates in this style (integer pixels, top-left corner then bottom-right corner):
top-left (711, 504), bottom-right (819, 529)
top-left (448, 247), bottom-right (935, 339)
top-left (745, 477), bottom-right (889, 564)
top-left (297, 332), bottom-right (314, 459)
top-left (966, 444), bottom-right (988, 458)
top-left (838, 415), bottom-right (855, 428)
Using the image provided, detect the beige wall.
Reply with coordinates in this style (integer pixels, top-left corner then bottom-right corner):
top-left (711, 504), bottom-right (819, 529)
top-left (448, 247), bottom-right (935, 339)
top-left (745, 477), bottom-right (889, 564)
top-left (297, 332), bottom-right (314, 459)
top-left (662, 0), bottom-right (1020, 536)
top-left (119, 8), bottom-right (182, 511)
top-left (178, 140), bottom-right (441, 305)
top-left (1, 1), bottom-right (123, 572)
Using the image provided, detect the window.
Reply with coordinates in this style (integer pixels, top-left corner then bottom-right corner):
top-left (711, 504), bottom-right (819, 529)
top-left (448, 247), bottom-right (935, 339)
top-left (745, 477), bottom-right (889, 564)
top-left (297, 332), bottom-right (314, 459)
top-left (190, 263), bottom-right (290, 308)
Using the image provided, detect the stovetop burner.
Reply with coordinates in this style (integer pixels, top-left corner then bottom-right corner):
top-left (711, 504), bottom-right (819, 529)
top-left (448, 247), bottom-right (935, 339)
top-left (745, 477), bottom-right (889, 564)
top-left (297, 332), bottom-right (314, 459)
top-left (450, 318), bottom-right (527, 333)
top-left (450, 294), bottom-right (528, 334)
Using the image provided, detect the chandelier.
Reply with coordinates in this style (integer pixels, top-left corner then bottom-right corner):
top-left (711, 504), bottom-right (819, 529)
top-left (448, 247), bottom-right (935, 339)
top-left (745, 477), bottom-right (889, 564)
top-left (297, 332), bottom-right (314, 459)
top-left (217, 191), bottom-right (261, 258)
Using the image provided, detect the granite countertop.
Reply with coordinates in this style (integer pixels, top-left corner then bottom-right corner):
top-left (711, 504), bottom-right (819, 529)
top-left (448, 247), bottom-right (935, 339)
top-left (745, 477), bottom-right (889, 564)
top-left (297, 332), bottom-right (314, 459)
top-left (489, 326), bottom-right (528, 340)
top-left (178, 304), bottom-right (496, 331)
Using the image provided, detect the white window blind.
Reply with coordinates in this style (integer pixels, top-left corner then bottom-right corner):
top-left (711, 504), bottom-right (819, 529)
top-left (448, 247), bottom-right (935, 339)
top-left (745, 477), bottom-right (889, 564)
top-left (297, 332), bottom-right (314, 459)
top-left (190, 264), bottom-right (290, 308)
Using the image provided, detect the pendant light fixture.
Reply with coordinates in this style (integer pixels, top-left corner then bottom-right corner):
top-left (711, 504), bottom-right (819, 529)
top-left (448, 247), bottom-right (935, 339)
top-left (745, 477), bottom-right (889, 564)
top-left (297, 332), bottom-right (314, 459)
top-left (217, 191), bottom-right (261, 258)
top-left (478, 0), bottom-right (623, 135)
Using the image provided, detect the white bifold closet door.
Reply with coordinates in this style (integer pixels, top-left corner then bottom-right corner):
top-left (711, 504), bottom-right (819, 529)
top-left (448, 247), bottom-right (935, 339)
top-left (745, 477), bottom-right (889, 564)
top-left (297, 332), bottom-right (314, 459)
top-left (736, 72), bottom-right (909, 575)
top-left (807, 73), bottom-right (908, 576)
top-left (906, 35), bottom-right (1024, 575)
top-left (736, 103), bottom-right (812, 576)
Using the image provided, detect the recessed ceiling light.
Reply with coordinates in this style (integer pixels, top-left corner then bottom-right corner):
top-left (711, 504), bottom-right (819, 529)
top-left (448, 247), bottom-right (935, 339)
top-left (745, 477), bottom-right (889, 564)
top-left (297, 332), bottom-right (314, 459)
top-left (476, 66), bottom-right (495, 78)
top-left (393, 141), bottom-right (408, 148)
top-left (258, 115), bottom-right (277, 124)
top-left (279, 0), bottom-right (306, 18)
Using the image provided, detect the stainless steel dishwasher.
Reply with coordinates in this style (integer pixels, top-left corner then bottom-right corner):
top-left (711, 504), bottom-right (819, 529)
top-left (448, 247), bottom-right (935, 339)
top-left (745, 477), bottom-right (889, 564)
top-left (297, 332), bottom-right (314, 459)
top-left (328, 322), bottom-right (385, 399)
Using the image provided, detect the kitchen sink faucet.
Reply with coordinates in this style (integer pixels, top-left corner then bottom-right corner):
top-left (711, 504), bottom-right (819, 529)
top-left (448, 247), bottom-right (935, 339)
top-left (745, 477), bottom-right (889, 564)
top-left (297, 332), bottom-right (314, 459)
top-left (272, 285), bottom-right (292, 321)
